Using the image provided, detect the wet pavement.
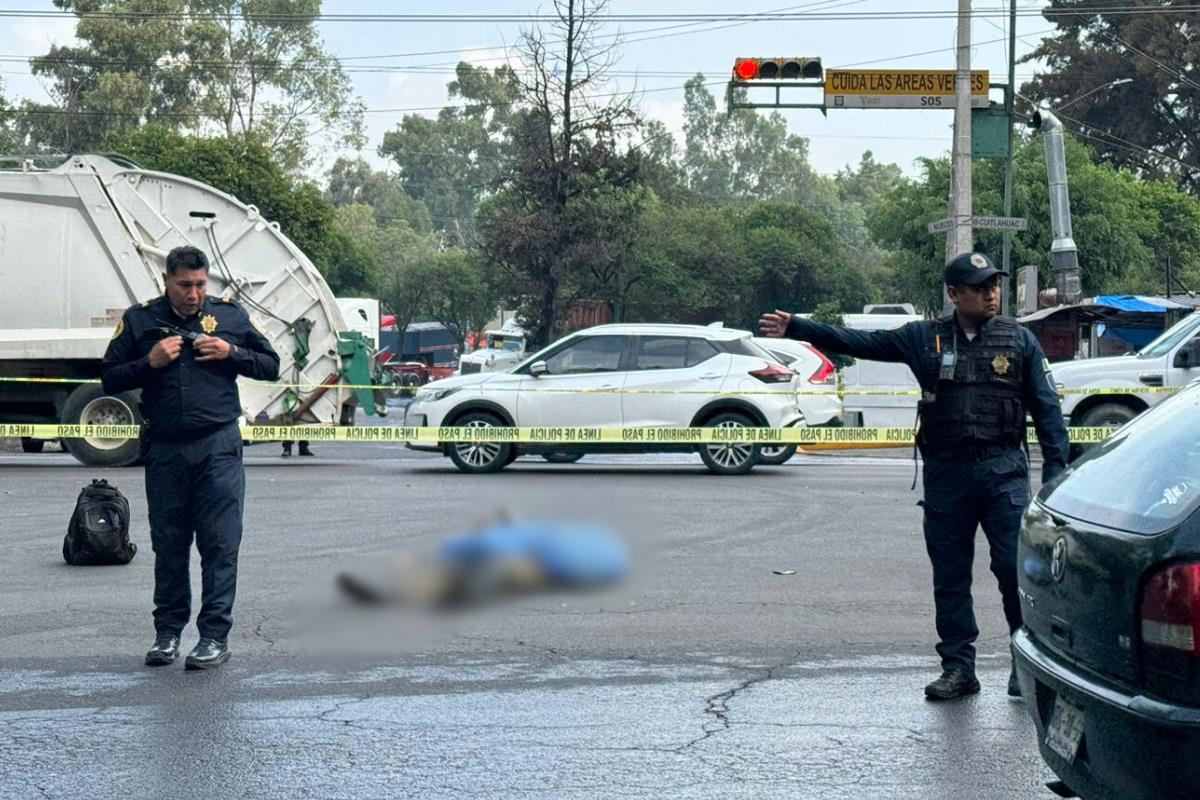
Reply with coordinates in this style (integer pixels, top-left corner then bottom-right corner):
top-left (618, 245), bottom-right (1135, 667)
top-left (1, 443), bottom-right (1059, 799)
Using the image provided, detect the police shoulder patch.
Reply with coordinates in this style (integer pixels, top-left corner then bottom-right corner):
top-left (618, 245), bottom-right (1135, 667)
top-left (110, 319), bottom-right (125, 341)
top-left (1042, 357), bottom-right (1052, 373)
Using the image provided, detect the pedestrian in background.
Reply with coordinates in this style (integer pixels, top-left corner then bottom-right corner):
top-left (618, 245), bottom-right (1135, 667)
top-left (281, 440), bottom-right (314, 457)
top-left (760, 251), bottom-right (1069, 701)
top-left (102, 245), bottom-right (280, 670)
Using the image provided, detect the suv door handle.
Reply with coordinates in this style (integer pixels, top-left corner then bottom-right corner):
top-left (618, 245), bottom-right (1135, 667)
top-left (1138, 372), bottom-right (1164, 387)
top-left (699, 372), bottom-right (721, 380)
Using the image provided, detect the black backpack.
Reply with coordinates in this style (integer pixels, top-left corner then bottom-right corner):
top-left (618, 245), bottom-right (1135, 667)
top-left (63, 479), bottom-right (137, 566)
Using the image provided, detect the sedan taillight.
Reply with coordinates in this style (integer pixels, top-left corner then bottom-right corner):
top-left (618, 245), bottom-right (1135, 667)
top-left (750, 363), bottom-right (796, 383)
top-left (1142, 562), bottom-right (1200, 653)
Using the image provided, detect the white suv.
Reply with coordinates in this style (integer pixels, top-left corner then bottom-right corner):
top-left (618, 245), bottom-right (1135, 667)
top-left (751, 336), bottom-right (841, 464)
top-left (404, 324), bottom-right (807, 474)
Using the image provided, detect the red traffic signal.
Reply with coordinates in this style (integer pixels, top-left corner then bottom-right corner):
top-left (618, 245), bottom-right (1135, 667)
top-left (732, 57), bottom-right (823, 82)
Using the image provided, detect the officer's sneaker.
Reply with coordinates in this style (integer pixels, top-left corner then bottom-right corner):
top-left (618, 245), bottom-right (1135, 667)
top-left (1008, 666), bottom-right (1022, 698)
top-left (924, 669), bottom-right (981, 700)
top-left (184, 638), bottom-right (231, 670)
top-left (145, 634), bottom-right (181, 667)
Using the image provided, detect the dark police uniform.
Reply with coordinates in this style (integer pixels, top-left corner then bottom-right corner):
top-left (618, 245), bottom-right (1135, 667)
top-left (782, 307), bottom-right (1069, 675)
top-left (102, 295), bottom-right (280, 642)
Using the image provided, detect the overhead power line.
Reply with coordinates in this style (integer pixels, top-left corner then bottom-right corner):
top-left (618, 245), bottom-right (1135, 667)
top-left (0, 6), bottom-right (1199, 23)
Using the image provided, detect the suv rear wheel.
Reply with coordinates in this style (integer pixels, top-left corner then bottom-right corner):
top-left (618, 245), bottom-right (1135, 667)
top-left (698, 412), bottom-right (759, 475)
top-left (447, 411), bottom-right (514, 474)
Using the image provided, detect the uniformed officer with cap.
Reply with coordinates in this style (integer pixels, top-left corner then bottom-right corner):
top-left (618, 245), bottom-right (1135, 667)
top-left (102, 245), bottom-right (280, 670)
top-left (760, 251), bottom-right (1069, 701)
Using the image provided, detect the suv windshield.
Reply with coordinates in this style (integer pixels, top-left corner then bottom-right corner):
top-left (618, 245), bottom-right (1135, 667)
top-left (1040, 384), bottom-right (1200, 534)
top-left (1138, 314), bottom-right (1200, 359)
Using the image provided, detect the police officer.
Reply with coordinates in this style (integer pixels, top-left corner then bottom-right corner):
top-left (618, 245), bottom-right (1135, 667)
top-left (102, 245), bottom-right (280, 670)
top-left (760, 251), bottom-right (1069, 701)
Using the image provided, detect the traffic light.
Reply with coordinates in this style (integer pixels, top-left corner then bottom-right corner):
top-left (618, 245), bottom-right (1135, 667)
top-left (732, 57), bottom-right (823, 82)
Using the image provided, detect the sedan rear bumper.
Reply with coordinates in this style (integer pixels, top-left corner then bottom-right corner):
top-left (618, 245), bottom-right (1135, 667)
top-left (1012, 627), bottom-right (1200, 800)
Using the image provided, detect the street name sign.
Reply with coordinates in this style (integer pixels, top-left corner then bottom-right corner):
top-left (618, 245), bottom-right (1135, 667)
top-left (927, 216), bottom-right (1027, 233)
top-left (826, 70), bottom-right (989, 110)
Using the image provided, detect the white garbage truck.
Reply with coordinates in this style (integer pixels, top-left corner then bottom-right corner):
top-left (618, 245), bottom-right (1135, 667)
top-left (0, 154), bottom-right (382, 467)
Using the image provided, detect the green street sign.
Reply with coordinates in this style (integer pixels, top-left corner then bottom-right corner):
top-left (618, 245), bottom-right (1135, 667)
top-left (972, 104), bottom-right (1010, 159)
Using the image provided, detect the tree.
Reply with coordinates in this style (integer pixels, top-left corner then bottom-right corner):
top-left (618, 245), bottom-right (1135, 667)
top-left (19, 0), bottom-right (363, 169)
top-left (379, 62), bottom-right (522, 247)
top-left (868, 135), bottom-right (1200, 311)
top-left (681, 75), bottom-right (825, 208)
top-left (1021, 0), bottom-right (1200, 192)
top-left (327, 157), bottom-right (433, 234)
top-left (0, 78), bottom-right (15, 155)
top-left (423, 251), bottom-right (499, 348)
top-left (476, 0), bottom-right (646, 346)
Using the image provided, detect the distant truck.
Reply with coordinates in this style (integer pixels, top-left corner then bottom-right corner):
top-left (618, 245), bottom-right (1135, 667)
top-left (378, 321), bottom-right (459, 367)
top-left (0, 154), bottom-right (381, 466)
top-left (458, 327), bottom-right (528, 375)
top-left (1052, 310), bottom-right (1200, 430)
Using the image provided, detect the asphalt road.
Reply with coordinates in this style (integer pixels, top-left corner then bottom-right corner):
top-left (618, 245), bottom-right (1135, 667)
top-left (0, 439), bottom-right (1060, 799)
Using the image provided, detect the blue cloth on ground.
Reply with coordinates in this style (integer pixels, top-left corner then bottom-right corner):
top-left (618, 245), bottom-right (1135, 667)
top-left (438, 522), bottom-right (630, 585)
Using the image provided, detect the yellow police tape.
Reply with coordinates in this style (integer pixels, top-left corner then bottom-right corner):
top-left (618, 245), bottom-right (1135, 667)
top-left (1, 423), bottom-right (1113, 445)
top-left (0, 375), bottom-right (1181, 397)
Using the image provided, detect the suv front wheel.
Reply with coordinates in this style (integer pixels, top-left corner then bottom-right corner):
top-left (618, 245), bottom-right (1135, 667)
top-left (447, 411), bottom-right (515, 474)
top-left (698, 412), bottom-right (760, 475)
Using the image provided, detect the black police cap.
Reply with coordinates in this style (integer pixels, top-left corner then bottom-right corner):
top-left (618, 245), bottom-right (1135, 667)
top-left (944, 252), bottom-right (1007, 285)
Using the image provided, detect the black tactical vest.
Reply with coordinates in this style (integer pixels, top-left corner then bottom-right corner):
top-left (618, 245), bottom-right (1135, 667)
top-left (917, 315), bottom-right (1025, 448)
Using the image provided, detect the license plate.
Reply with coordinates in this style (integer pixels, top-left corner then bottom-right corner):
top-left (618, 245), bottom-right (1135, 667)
top-left (1045, 695), bottom-right (1086, 764)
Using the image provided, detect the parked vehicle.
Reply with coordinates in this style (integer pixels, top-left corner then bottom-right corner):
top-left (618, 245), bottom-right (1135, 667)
top-left (458, 326), bottom-right (527, 375)
top-left (404, 324), bottom-right (807, 475)
top-left (0, 154), bottom-right (379, 466)
top-left (751, 336), bottom-right (840, 465)
top-left (1052, 311), bottom-right (1200, 436)
top-left (1013, 379), bottom-right (1200, 800)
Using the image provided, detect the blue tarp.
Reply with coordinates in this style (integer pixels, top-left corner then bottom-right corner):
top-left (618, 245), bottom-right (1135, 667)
top-left (1094, 295), bottom-right (1188, 312)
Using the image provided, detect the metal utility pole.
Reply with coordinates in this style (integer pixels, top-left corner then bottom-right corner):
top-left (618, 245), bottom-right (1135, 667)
top-left (946, 0), bottom-right (974, 311)
top-left (1001, 0), bottom-right (1017, 316)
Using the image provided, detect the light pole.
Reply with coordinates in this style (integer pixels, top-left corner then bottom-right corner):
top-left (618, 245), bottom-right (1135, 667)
top-left (1056, 77), bottom-right (1133, 112)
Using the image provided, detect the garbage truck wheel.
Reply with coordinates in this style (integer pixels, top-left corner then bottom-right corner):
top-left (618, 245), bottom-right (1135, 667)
top-left (61, 385), bottom-right (143, 467)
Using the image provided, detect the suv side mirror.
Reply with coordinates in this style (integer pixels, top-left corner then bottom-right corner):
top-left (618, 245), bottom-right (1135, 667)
top-left (530, 360), bottom-right (548, 377)
top-left (1174, 339), bottom-right (1200, 369)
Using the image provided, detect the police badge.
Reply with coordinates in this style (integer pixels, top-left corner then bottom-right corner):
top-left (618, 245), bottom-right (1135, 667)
top-left (200, 313), bottom-right (218, 334)
top-left (992, 354), bottom-right (1011, 375)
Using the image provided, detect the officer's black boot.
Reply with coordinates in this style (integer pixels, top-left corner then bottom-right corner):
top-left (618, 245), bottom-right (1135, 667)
top-left (1007, 666), bottom-right (1022, 698)
top-left (298, 442), bottom-right (314, 457)
top-left (281, 443), bottom-right (292, 458)
top-left (145, 634), bottom-right (181, 667)
top-left (924, 668), bottom-right (981, 700)
top-left (185, 638), bottom-right (230, 670)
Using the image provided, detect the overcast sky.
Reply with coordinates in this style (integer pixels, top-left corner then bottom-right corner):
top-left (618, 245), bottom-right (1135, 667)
top-left (0, 1), bottom-right (1056, 178)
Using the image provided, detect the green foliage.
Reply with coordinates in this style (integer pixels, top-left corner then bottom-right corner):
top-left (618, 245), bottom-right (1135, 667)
top-left (328, 157), bottom-right (433, 234)
top-left (1020, 1), bottom-right (1200, 193)
top-left (379, 62), bottom-right (522, 247)
top-left (868, 134), bottom-right (1200, 309)
top-left (19, 0), bottom-right (363, 169)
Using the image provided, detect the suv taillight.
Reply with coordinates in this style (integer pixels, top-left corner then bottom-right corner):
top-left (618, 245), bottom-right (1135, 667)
top-left (1142, 562), bottom-right (1200, 653)
top-left (750, 363), bottom-right (796, 383)
top-left (802, 343), bottom-right (835, 385)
